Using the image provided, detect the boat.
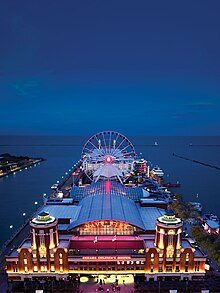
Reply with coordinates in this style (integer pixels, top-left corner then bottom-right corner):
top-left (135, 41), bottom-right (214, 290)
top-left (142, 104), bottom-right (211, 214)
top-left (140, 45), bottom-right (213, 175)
top-left (190, 202), bottom-right (202, 213)
top-left (151, 167), bottom-right (164, 178)
top-left (51, 183), bottom-right (59, 190)
top-left (162, 182), bottom-right (181, 188)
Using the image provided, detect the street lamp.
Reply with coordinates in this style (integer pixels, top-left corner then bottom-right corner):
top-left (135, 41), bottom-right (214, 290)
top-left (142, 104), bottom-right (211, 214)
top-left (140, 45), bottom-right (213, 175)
top-left (9, 225), bottom-right (13, 236)
top-left (22, 212), bottom-right (26, 224)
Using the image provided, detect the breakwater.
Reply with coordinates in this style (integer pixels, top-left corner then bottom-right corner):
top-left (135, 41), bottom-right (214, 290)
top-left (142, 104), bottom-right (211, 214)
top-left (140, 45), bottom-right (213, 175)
top-left (173, 153), bottom-right (220, 170)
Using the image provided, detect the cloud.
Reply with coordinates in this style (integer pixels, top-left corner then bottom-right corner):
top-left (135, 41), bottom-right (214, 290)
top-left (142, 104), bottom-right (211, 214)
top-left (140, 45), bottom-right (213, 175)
top-left (172, 111), bottom-right (199, 119)
top-left (11, 80), bottom-right (39, 97)
top-left (185, 101), bottom-right (215, 109)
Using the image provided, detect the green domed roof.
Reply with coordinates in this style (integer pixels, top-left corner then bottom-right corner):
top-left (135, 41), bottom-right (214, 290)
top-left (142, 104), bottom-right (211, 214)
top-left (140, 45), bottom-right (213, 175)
top-left (157, 208), bottom-right (181, 225)
top-left (32, 211), bottom-right (56, 225)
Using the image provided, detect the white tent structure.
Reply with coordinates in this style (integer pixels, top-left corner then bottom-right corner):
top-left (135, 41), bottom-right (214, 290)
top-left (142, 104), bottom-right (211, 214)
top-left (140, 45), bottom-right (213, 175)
top-left (93, 163), bottom-right (124, 183)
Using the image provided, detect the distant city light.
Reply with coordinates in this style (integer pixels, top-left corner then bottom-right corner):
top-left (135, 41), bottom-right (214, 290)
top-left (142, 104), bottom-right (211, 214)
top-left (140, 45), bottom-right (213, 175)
top-left (9, 225), bottom-right (13, 229)
top-left (22, 213), bottom-right (26, 217)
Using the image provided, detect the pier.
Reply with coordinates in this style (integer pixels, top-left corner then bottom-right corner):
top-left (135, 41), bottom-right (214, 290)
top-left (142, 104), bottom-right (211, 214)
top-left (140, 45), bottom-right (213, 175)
top-left (0, 163), bottom-right (79, 292)
top-left (0, 156), bottom-right (45, 178)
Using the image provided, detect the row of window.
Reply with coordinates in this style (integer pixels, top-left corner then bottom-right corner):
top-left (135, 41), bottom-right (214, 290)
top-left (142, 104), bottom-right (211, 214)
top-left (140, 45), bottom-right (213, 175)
top-left (21, 265), bottom-right (200, 273)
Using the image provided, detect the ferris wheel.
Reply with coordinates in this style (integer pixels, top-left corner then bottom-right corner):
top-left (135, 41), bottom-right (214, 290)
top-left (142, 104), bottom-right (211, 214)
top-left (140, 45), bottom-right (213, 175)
top-left (81, 131), bottom-right (136, 182)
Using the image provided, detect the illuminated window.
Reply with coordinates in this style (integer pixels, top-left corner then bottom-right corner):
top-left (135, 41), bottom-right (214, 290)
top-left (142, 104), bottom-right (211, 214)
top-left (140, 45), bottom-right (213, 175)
top-left (176, 253), bottom-right (180, 258)
top-left (151, 253), bottom-right (154, 258)
top-left (41, 266), bottom-right (46, 272)
top-left (186, 253), bottom-right (189, 260)
top-left (59, 259), bottom-right (63, 265)
top-left (33, 266), bottom-right (38, 272)
top-left (159, 253), bottom-right (163, 258)
top-left (59, 253), bottom-right (63, 259)
top-left (136, 261), bottom-right (140, 264)
top-left (33, 254), bottom-right (37, 258)
top-left (166, 266), bottom-right (172, 272)
top-left (24, 266), bottom-right (28, 272)
top-left (51, 265), bottom-right (55, 272)
top-left (50, 254), bottom-right (54, 258)
top-left (24, 259), bottom-right (27, 265)
top-left (39, 230), bottom-right (45, 246)
top-left (168, 235), bottom-right (173, 246)
top-left (60, 266), bottom-right (63, 272)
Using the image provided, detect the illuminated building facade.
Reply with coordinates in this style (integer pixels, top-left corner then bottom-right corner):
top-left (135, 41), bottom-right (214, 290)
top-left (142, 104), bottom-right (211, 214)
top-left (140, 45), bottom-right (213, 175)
top-left (6, 186), bottom-right (206, 282)
top-left (6, 131), bottom-right (207, 282)
top-left (134, 159), bottom-right (147, 174)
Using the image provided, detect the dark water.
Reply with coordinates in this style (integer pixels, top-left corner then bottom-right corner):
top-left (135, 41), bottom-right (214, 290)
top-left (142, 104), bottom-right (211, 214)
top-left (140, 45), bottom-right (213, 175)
top-left (0, 135), bottom-right (220, 246)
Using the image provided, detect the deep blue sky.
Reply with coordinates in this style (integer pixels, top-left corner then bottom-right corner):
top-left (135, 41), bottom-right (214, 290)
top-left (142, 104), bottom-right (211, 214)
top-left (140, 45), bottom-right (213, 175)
top-left (1, 1), bottom-right (220, 135)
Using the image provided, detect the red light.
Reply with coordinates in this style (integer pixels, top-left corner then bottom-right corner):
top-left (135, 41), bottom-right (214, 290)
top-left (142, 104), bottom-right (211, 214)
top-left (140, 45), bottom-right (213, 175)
top-left (105, 156), bottom-right (112, 164)
top-left (105, 181), bottom-right (111, 193)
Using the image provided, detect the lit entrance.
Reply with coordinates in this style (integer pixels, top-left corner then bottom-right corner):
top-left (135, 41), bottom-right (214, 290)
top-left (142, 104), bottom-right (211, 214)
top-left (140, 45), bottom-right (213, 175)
top-left (97, 274), bottom-right (134, 285)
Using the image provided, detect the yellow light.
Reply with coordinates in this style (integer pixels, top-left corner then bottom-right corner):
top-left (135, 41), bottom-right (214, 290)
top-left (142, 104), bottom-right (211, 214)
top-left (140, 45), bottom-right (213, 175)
top-left (49, 242), bottom-right (55, 249)
top-left (158, 242), bottom-right (164, 249)
top-left (80, 276), bottom-right (89, 283)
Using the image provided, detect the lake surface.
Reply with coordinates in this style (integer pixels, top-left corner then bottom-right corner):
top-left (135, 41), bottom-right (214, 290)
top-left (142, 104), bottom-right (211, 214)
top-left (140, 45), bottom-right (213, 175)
top-left (0, 135), bottom-right (220, 246)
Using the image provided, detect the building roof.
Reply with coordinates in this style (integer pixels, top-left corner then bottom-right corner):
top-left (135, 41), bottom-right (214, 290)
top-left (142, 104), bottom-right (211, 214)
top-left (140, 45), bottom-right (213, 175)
top-left (35, 183), bottom-right (165, 233)
top-left (68, 193), bottom-right (145, 230)
top-left (139, 207), bottom-right (165, 230)
top-left (71, 181), bottom-right (144, 201)
top-left (34, 205), bottom-right (81, 221)
top-left (68, 194), bottom-right (165, 231)
top-left (206, 220), bottom-right (219, 229)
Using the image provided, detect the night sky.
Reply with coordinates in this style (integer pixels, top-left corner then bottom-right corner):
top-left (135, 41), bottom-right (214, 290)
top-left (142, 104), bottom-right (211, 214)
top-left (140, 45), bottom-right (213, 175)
top-left (1, 1), bottom-right (220, 136)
